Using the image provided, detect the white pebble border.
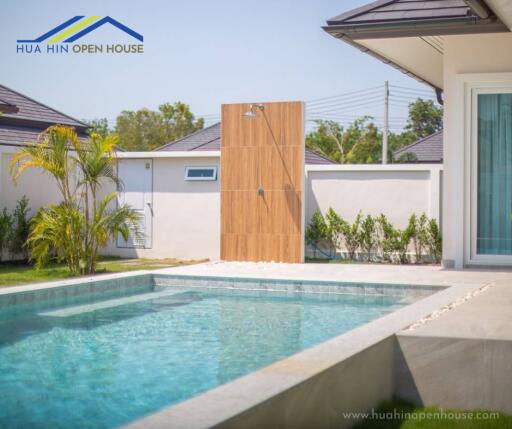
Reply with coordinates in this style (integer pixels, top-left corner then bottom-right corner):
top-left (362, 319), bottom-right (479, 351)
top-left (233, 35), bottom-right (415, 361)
top-left (405, 282), bottom-right (492, 331)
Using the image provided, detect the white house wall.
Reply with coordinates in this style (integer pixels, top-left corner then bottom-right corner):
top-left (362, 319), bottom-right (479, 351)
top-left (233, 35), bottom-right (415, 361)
top-left (0, 152), bottom-right (61, 215)
top-left (103, 156), bottom-right (221, 261)
top-left (442, 32), bottom-right (512, 268)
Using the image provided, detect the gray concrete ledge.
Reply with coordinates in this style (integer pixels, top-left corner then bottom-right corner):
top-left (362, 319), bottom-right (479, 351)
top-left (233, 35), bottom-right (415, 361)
top-left (394, 281), bottom-right (512, 413)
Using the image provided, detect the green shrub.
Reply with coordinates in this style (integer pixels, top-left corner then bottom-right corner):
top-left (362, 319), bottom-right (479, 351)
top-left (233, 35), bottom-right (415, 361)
top-left (394, 227), bottom-right (413, 264)
top-left (340, 212), bottom-right (362, 261)
top-left (306, 209), bottom-right (442, 265)
top-left (377, 214), bottom-right (412, 264)
top-left (426, 218), bottom-right (442, 263)
top-left (0, 208), bottom-right (13, 262)
top-left (325, 208), bottom-right (347, 258)
top-left (407, 213), bottom-right (429, 263)
top-left (377, 214), bottom-right (395, 262)
top-left (9, 196), bottom-right (31, 261)
top-left (360, 214), bottom-right (377, 261)
top-left (305, 209), bottom-right (329, 258)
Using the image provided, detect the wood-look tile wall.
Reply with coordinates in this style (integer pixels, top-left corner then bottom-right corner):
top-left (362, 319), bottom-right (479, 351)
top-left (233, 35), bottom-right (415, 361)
top-left (220, 101), bottom-right (304, 262)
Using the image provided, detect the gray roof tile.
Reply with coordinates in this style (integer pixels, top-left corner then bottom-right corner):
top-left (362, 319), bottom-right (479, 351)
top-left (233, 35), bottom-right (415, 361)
top-left (156, 123), bottom-right (221, 152)
top-left (0, 125), bottom-right (43, 147)
top-left (327, 0), bottom-right (473, 25)
top-left (0, 124), bottom-right (87, 148)
top-left (0, 84), bottom-right (87, 129)
top-left (155, 122), bottom-right (335, 165)
top-left (394, 130), bottom-right (443, 162)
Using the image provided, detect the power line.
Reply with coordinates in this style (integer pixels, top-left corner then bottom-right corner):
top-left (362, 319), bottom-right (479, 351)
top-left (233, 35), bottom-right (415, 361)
top-left (390, 90), bottom-right (436, 99)
top-left (306, 113), bottom-right (407, 121)
top-left (389, 95), bottom-right (436, 103)
top-left (306, 85), bottom-right (383, 105)
top-left (307, 116), bottom-right (407, 124)
top-left (389, 84), bottom-right (434, 94)
top-left (306, 89), bottom-right (382, 109)
top-left (306, 96), bottom-right (384, 115)
top-left (306, 95), bottom-right (384, 112)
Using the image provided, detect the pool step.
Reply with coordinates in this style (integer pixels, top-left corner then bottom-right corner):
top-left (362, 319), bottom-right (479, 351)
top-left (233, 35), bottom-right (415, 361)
top-left (38, 289), bottom-right (191, 318)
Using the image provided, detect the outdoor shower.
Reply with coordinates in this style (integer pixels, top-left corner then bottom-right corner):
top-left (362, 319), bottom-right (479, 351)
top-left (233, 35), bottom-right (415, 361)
top-left (242, 104), bottom-right (266, 196)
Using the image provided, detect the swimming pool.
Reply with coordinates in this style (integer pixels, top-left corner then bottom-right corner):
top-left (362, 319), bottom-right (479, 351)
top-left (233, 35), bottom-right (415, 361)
top-left (0, 274), bottom-right (438, 428)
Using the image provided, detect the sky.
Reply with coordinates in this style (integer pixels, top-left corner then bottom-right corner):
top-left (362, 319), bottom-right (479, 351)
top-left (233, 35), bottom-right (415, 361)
top-left (0, 0), bottom-right (436, 131)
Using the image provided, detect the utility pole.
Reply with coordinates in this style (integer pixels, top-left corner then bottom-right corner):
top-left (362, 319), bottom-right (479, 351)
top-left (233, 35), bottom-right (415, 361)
top-left (383, 80), bottom-right (389, 164)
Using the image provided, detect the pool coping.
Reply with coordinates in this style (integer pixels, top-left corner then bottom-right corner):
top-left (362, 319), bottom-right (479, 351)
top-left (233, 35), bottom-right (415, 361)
top-left (121, 273), bottom-right (489, 429)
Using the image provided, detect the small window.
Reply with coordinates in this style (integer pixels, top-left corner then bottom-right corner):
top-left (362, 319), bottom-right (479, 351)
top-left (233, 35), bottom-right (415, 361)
top-left (184, 166), bottom-right (217, 181)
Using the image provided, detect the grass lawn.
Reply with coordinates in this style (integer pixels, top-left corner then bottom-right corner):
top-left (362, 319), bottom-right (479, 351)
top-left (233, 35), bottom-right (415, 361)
top-left (354, 400), bottom-right (512, 429)
top-left (0, 257), bottom-right (206, 287)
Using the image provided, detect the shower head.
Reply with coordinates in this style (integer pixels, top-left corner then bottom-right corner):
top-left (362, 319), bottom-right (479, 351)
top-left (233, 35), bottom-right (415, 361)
top-left (242, 110), bottom-right (257, 118)
top-left (242, 103), bottom-right (264, 118)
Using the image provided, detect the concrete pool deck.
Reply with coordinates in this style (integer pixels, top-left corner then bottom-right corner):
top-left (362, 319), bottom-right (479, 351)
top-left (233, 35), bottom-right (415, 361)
top-left (121, 262), bottom-right (512, 428)
top-left (156, 260), bottom-right (512, 287)
top-left (395, 279), bottom-right (512, 414)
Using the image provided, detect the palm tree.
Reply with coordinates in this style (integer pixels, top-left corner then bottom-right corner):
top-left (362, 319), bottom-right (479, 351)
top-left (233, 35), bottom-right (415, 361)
top-left (10, 126), bottom-right (77, 204)
top-left (10, 125), bottom-right (140, 275)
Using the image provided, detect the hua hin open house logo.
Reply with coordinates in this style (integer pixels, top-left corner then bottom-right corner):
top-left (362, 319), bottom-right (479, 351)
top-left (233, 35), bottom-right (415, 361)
top-left (17, 16), bottom-right (144, 54)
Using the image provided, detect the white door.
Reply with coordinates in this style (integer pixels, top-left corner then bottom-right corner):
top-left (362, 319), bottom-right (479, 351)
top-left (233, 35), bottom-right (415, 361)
top-left (117, 159), bottom-right (153, 248)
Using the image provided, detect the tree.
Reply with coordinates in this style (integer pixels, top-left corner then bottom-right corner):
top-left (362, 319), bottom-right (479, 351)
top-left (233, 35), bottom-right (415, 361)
top-left (306, 120), bottom-right (345, 163)
top-left (307, 117), bottom-right (384, 164)
top-left (10, 126), bottom-right (140, 275)
top-left (115, 102), bottom-right (204, 151)
top-left (345, 120), bottom-right (382, 164)
top-left (83, 118), bottom-right (111, 138)
top-left (306, 98), bottom-right (443, 164)
top-left (405, 98), bottom-right (443, 139)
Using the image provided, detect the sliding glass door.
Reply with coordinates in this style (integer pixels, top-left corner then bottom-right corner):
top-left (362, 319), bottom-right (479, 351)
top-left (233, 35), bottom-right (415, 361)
top-left (471, 89), bottom-right (512, 262)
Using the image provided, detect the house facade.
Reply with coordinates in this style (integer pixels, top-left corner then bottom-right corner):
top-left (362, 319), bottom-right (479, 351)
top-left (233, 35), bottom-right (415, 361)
top-left (325, 0), bottom-right (512, 268)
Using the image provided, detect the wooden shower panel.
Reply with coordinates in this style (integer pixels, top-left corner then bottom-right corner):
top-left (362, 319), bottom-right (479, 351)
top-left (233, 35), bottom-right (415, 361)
top-left (220, 101), bottom-right (304, 262)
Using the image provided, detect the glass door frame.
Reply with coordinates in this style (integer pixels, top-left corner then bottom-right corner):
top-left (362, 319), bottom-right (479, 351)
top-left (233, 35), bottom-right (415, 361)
top-left (467, 81), bottom-right (512, 265)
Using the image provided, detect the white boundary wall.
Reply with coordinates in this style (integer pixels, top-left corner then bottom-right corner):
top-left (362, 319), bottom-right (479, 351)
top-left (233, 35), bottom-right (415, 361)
top-left (306, 164), bottom-right (443, 229)
top-left (1, 145), bottom-right (442, 262)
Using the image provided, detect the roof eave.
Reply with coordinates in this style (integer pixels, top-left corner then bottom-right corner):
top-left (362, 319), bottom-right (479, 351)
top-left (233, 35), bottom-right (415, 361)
top-left (325, 34), bottom-right (442, 91)
top-left (324, 17), bottom-right (509, 39)
top-left (323, 14), bottom-right (509, 92)
top-left (0, 115), bottom-right (88, 133)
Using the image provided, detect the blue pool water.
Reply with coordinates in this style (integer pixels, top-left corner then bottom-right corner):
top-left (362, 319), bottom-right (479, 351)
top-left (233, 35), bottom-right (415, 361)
top-left (0, 281), bottom-right (409, 428)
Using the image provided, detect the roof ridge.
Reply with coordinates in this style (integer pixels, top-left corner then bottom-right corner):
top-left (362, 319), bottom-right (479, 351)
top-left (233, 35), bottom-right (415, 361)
top-left (0, 84), bottom-right (88, 128)
top-left (154, 121), bottom-right (220, 151)
top-left (394, 130), bottom-right (443, 154)
top-left (190, 135), bottom-right (221, 151)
